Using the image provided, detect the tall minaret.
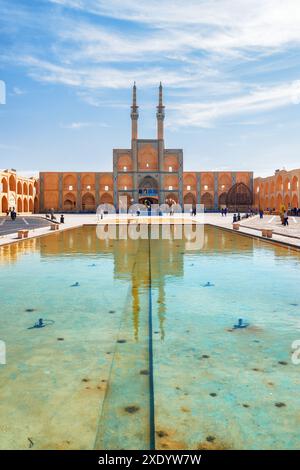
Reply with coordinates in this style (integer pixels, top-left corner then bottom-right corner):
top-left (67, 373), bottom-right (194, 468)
top-left (131, 81), bottom-right (139, 141)
top-left (156, 82), bottom-right (165, 141)
top-left (157, 83), bottom-right (165, 203)
top-left (131, 82), bottom-right (138, 202)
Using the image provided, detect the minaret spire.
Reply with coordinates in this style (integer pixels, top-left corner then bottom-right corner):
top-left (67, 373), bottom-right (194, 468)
top-left (132, 81), bottom-right (137, 107)
top-left (131, 82), bottom-right (139, 141)
top-left (157, 82), bottom-right (165, 140)
top-left (159, 81), bottom-right (163, 107)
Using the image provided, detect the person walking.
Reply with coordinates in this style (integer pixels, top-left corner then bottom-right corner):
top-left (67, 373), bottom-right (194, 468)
top-left (11, 208), bottom-right (16, 221)
top-left (284, 210), bottom-right (289, 226)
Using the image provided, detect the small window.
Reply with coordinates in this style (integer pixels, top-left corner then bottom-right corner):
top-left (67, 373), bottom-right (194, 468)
top-left (168, 185), bottom-right (173, 190)
top-left (124, 186), bottom-right (127, 190)
top-left (187, 185), bottom-right (191, 191)
top-left (68, 185), bottom-right (73, 191)
top-left (123, 166), bottom-right (127, 171)
top-left (169, 166), bottom-right (172, 172)
top-left (104, 185), bottom-right (109, 191)
top-left (86, 185), bottom-right (91, 190)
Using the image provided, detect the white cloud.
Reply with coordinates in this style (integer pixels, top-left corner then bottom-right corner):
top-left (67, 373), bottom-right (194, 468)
top-left (20, 55), bottom-right (201, 89)
top-left (44, 3), bottom-right (300, 70)
top-left (2, 0), bottom-right (300, 133)
top-left (168, 80), bottom-right (300, 128)
top-left (50, 0), bottom-right (300, 51)
top-left (7, 1), bottom-right (300, 97)
top-left (15, 54), bottom-right (300, 129)
top-left (60, 121), bottom-right (108, 129)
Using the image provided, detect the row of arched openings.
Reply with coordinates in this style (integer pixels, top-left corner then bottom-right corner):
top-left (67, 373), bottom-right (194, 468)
top-left (1, 196), bottom-right (39, 213)
top-left (183, 183), bottom-right (253, 210)
top-left (63, 193), bottom-right (114, 212)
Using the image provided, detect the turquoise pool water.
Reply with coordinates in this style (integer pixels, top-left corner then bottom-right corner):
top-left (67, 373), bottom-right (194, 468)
top-left (0, 225), bottom-right (300, 450)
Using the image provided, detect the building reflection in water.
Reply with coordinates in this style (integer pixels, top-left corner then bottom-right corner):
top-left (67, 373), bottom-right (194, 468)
top-left (0, 225), bottom-right (262, 339)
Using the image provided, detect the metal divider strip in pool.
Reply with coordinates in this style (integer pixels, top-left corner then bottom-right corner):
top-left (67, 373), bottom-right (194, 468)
top-left (93, 237), bottom-right (152, 450)
top-left (148, 224), bottom-right (156, 451)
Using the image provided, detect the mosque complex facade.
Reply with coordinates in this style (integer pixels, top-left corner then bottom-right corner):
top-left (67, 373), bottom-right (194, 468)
top-left (1, 84), bottom-right (299, 215)
top-left (38, 84), bottom-right (253, 213)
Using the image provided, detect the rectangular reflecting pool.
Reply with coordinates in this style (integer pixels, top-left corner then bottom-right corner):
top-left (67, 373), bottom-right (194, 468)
top-left (0, 225), bottom-right (300, 450)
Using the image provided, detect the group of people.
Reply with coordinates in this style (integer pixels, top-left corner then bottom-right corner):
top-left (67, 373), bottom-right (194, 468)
top-left (263, 208), bottom-right (290, 226)
top-left (45, 208), bottom-right (65, 224)
top-left (222, 207), bottom-right (255, 217)
top-left (257, 208), bottom-right (289, 226)
top-left (232, 211), bottom-right (256, 222)
top-left (290, 207), bottom-right (300, 216)
top-left (5, 208), bottom-right (17, 220)
top-left (264, 207), bottom-right (300, 217)
top-left (133, 205), bottom-right (198, 216)
top-left (221, 207), bottom-right (228, 216)
top-left (233, 213), bottom-right (241, 223)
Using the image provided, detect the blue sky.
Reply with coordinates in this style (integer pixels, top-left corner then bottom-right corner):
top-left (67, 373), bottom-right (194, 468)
top-left (0, 0), bottom-right (300, 177)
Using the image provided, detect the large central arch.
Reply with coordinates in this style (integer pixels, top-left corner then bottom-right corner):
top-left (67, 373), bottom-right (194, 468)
top-left (139, 175), bottom-right (158, 190)
top-left (226, 183), bottom-right (253, 211)
top-left (138, 175), bottom-right (159, 203)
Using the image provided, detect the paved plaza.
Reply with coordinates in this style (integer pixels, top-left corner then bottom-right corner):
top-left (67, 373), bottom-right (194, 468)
top-left (0, 216), bottom-right (51, 236)
top-left (239, 214), bottom-right (300, 237)
top-left (0, 213), bottom-right (300, 249)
